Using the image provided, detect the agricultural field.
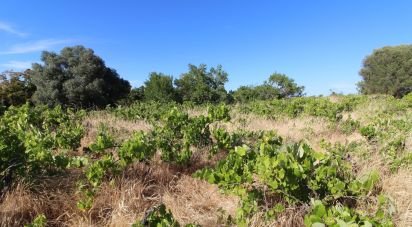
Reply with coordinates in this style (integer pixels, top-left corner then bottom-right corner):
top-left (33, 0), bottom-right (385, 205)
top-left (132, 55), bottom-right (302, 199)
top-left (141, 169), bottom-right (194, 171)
top-left (0, 94), bottom-right (411, 227)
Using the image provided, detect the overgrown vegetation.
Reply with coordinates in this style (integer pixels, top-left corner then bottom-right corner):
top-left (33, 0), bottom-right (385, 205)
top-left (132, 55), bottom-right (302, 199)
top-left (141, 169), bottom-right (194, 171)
top-left (0, 95), bottom-right (410, 226)
top-left (1, 44), bottom-right (411, 226)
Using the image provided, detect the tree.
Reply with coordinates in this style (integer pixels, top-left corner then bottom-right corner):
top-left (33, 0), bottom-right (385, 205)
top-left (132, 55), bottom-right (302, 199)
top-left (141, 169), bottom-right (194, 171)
top-left (0, 70), bottom-right (35, 107)
top-left (233, 73), bottom-right (304, 102)
top-left (144, 72), bottom-right (177, 102)
top-left (358, 45), bottom-right (412, 98)
top-left (30, 45), bottom-right (131, 108)
top-left (267, 73), bottom-right (305, 98)
top-left (129, 86), bottom-right (145, 102)
top-left (174, 64), bottom-right (229, 104)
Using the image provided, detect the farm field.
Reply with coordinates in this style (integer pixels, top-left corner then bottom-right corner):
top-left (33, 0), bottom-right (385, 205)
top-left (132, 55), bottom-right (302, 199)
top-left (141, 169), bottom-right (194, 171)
top-left (1, 94), bottom-right (411, 226)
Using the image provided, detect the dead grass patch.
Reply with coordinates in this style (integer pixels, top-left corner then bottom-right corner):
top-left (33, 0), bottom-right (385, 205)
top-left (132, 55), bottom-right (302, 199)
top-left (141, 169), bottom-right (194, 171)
top-left (382, 168), bottom-right (412, 227)
top-left (163, 175), bottom-right (238, 226)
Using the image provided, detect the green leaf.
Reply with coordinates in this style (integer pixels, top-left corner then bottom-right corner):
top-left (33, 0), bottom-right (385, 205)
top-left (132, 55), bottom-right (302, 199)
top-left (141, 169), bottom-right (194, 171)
top-left (235, 145), bottom-right (249, 157)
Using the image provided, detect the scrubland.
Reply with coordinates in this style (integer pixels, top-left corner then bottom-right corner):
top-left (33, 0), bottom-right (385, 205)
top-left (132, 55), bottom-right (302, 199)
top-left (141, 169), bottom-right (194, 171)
top-left (1, 95), bottom-right (411, 226)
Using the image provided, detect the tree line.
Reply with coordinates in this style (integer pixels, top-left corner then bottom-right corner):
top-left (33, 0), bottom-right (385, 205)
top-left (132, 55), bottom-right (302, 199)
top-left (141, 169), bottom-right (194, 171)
top-left (0, 46), bottom-right (304, 109)
top-left (1, 44), bottom-right (412, 109)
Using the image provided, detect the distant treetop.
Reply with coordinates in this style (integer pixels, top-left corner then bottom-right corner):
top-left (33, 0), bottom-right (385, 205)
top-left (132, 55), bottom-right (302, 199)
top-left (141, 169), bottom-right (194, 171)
top-left (358, 45), bottom-right (412, 98)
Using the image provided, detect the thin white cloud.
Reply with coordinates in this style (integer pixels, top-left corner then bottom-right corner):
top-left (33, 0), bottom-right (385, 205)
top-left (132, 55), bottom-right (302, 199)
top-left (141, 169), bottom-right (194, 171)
top-left (0, 21), bottom-right (27, 37)
top-left (0, 39), bottom-right (73, 54)
top-left (0, 60), bottom-right (34, 70)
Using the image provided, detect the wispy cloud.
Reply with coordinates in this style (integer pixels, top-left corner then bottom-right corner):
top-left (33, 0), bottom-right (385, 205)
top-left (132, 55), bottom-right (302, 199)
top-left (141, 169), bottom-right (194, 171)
top-left (0, 39), bottom-right (73, 55)
top-left (0, 21), bottom-right (27, 37)
top-left (0, 60), bottom-right (34, 70)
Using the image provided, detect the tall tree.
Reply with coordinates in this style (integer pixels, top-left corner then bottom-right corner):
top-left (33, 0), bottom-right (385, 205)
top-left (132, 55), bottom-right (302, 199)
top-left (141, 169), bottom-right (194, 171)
top-left (174, 64), bottom-right (228, 104)
top-left (31, 46), bottom-right (131, 108)
top-left (144, 72), bottom-right (177, 102)
top-left (0, 70), bottom-right (35, 107)
top-left (358, 45), bottom-right (412, 97)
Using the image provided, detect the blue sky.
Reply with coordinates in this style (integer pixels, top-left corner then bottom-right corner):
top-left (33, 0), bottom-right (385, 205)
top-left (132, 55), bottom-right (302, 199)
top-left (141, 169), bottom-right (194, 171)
top-left (1, 1), bottom-right (411, 95)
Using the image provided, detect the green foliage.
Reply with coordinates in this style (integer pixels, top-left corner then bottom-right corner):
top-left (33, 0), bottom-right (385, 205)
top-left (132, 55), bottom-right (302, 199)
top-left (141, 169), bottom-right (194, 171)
top-left (133, 204), bottom-right (180, 227)
top-left (108, 101), bottom-right (178, 122)
top-left (339, 116), bottom-right (360, 135)
top-left (31, 45), bottom-right (131, 108)
top-left (358, 45), bottom-right (412, 97)
top-left (0, 70), bottom-right (35, 107)
top-left (85, 155), bottom-right (119, 188)
top-left (151, 105), bottom-right (225, 164)
top-left (118, 132), bottom-right (155, 165)
top-left (238, 96), bottom-right (353, 121)
top-left (267, 73), bottom-right (305, 98)
top-left (144, 72), bottom-right (178, 102)
top-left (195, 132), bottom-right (382, 225)
top-left (402, 92), bottom-right (412, 106)
top-left (121, 86), bottom-right (145, 104)
top-left (89, 124), bottom-right (116, 152)
top-left (132, 204), bottom-right (201, 227)
top-left (233, 73), bottom-right (304, 102)
top-left (0, 104), bottom-right (84, 189)
top-left (359, 116), bottom-right (412, 171)
top-left (25, 214), bottom-right (47, 227)
top-left (360, 125), bottom-right (377, 141)
top-left (174, 64), bottom-right (229, 104)
top-left (304, 198), bottom-right (394, 227)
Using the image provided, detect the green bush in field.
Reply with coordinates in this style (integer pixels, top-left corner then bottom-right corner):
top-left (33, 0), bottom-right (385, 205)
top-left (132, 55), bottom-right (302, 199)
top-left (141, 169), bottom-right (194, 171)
top-left (195, 131), bottom-right (384, 225)
top-left (0, 104), bottom-right (84, 189)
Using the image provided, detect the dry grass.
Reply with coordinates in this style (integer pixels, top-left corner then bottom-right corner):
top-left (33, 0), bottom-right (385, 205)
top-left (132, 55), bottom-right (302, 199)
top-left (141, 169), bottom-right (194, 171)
top-left (0, 158), bottom-right (237, 227)
top-left (0, 173), bottom-right (81, 226)
top-left (163, 176), bottom-right (238, 226)
top-left (83, 111), bottom-right (152, 142)
top-left (249, 205), bottom-right (307, 227)
top-left (382, 168), bottom-right (412, 227)
top-left (224, 113), bottom-right (364, 151)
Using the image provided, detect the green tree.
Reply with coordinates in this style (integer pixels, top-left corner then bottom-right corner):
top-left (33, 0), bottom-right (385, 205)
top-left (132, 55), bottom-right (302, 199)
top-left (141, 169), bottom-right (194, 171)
top-left (30, 45), bottom-right (131, 108)
top-left (267, 73), bottom-right (304, 98)
top-left (233, 73), bottom-right (304, 102)
top-left (232, 86), bottom-right (259, 102)
top-left (144, 72), bottom-right (177, 102)
top-left (0, 70), bottom-right (35, 107)
top-left (174, 64), bottom-right (228, 104)
top-left (358, 45), bottom-right (412, 97)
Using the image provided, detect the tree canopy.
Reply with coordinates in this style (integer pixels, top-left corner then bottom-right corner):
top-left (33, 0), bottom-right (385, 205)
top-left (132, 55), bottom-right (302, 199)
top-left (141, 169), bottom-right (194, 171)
top-left (174, 64), bottom-right (229, 104)
top-left (143, 72), bottom-right (177, 102)
top-left (233, 73), bottom-right (304, 102)
top-left (358, 45), bottom-right (412, 98)
top-left (0, 70), bottom-right (35, 107)
top-left (30, 45), bottom-right (131, 108)
top-left (267, 73), bottom-right (305, 98)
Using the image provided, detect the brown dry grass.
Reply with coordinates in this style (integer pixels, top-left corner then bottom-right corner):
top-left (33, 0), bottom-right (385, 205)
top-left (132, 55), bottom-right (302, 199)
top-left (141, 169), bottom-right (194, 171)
top-left (0, 156), bottom-right (239, 227)
top-left (0, 172), bottom-right (81, 226)
top-left (382, 168), bottom-right (412, 227)
top-left (82, 111), bottom-right (152, 144)
top-left (224, 113), bottom-right (364, 151)
top-left (249, 205), bottom-right (307, 227)
top-left (163, 176), bottom-right (238, 226)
